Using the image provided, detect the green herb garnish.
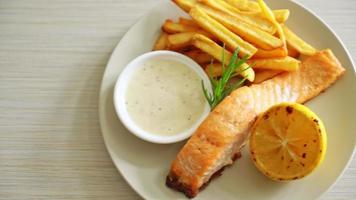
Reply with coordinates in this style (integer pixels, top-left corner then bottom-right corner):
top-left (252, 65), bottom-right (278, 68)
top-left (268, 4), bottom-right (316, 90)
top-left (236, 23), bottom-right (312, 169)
top-left (202, 48), bottom-right (250, 110)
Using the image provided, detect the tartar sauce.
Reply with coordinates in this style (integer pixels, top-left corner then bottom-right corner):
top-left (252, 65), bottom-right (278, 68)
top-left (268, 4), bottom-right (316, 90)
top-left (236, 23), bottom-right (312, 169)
top-left (125, 59), bottom-right (206, 136)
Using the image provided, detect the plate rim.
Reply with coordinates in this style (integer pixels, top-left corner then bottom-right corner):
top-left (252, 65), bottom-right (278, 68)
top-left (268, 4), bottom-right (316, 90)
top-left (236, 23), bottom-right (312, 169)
top-left (98, 0), bottom-right (356, 199)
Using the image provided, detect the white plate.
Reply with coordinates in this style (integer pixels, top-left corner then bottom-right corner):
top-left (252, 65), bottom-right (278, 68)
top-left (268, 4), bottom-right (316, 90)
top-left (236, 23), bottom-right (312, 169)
top-left (99, 0), bottom-right (356, 199)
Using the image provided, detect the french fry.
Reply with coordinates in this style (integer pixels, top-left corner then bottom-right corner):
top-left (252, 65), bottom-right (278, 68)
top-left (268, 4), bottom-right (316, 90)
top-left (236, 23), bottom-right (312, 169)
top-left (199, 4), bottom-right (282, 50)
top-left (287, 44), bottom-right (300, 58)
top-left (251, 0), bottom-right (289, 59)
top-left (253, 69), bottom-right (283, 83)
top-left (199, 0), bottom-right (276, 34)
top-left (204, 62), bottom-right (254, 80)
top-left (253, 47), bottom-right (287, 58)
top-left (179, 17), bottom-right (198, 27)
top-left (224, 0), bottom-right (290, 23)
top-left (257, 0), bottom-right (288, 58)
top-left (192, 34), bottom-right (232, 61)
top-left (174, 0), bottom-right (289, 24)
top-left (224, 0), bottom-right (260, 12)
top-left (204, 62), bottom-right (224, 77)
top-left (184, 49), bottom-right (214, 64)
top-left (283, 25), bottom-right (316, 56)
top-left (257, 0), bottom-right (285, 42)
top-left (153, 32), bottom-right (169, 50)
top-left (162, 19), bottom-right (215, 39)
top-left (189, 7), bottom-right (257, 57)
top-left (200, 0), bottom-right (242, 14)
top-left (273, 9), bottom-right (290, 24)
top-left (162, 19), bottom-right (198, 33)
top-left (239, 64), bottom-right (255, 81)
top-left (174, 0), bottom-right (257, 14)
top-left (167, 32), bottom-right (195, 50)
top-left (247, 1), bottom-right (261, 12)
top-left (172, 0), bottom-right (198, 12)
top-left (193, 29), bottom-right (217, 39)
top-left (249, 56), bottom-right (300, 71)
top-left (192, 34), bottom-right (255, 81)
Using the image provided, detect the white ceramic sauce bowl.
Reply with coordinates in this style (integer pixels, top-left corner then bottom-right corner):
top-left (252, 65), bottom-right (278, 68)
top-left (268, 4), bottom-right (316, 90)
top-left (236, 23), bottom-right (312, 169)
top-left (113, 50), bottom-right (212, 144)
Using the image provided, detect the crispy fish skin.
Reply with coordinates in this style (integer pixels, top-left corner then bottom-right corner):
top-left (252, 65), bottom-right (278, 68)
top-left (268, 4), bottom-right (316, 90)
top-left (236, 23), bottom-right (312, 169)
top-left (166, 49), bottom-right (345, 198)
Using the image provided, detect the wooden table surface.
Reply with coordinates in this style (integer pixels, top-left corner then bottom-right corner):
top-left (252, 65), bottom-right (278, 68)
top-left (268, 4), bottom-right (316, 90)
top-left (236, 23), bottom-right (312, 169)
top-left (0, 0), bottom-right (355, 199)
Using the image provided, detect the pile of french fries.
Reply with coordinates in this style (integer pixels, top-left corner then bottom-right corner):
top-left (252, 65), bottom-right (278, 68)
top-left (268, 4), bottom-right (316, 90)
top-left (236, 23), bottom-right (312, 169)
top-left (153, 0), bottom-right (317, 83)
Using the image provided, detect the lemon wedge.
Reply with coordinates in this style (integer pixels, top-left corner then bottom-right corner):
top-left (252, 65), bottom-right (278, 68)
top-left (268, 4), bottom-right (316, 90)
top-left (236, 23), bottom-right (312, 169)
top-left (249, 103), bottom-right (327, 181)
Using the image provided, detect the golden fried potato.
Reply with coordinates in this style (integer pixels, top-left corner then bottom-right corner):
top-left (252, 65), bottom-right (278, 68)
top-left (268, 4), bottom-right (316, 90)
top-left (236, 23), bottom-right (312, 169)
top-left (179, 17), bottom-right (198, 27)
top-left (192, 34), bottom-right (232, 61)
top-left (167, 32), bottom-right (195, 50)
top-left (204, 62), bottom-right (224, 77)
top-left (287, 44), bottom-right (300, 58)
top-left (173, 0), bottom-right (289, 24)
top-left (253, 69), bottom-right (283, 83)
top-left (225, 0), bottom-right (289, 23)
top-left (253, 47), bottom-right (287, 59)
top-left (184, 49), bottom-right (214, 64)
top-left (199, 4), bottom-right (282, 50)
top-left (204, 62), bottom-right (254, 79)
top-left (250, 56), bottom-right (300, 71)
top-left (283, 25), bottom-right (316, 56)
top-left (204, 62), bottom-right (255, 80)
top-left (162, 19), bottom-right (198, 33)
top-left (192, 34), bottom-right (255, 81)
top-left (172, 0), bottom-right (198, 12)
top-left (257, 0), bottom-right (285, 43)
top-left (190, 7), bottom-right (257, 57)
top-left (153, 32), bottom-right (169, 50)
top-left (273, 9), bottom-right (290, 24)
top-left (162, 18), bottom-right (215, 38)
top-left (199, 0), bottom-right (276, 34)
top-left (256, 0), bottom-right (289, 58)
top-left (224, 0), bottom-right (260, 12)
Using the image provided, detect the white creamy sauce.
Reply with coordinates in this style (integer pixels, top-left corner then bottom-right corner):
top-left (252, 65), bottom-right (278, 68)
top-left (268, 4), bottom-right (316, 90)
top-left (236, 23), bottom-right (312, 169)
top-left (125, 59), bottom-right (206, 136)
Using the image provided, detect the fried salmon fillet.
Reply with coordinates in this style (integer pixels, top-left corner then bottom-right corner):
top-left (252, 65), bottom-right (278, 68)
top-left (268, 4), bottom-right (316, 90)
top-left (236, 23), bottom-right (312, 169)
top-left (166, 49), bottom-right (345, 198)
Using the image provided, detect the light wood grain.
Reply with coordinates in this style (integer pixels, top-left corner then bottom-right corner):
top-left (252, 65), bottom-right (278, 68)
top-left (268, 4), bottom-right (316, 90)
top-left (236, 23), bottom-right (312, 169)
top-left (0, 0), bottom-right (355, 199)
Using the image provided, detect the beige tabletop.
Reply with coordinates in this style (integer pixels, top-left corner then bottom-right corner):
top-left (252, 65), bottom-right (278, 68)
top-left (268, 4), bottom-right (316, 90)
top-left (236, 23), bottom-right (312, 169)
top-left (0, 0), bottom-right (355, 199)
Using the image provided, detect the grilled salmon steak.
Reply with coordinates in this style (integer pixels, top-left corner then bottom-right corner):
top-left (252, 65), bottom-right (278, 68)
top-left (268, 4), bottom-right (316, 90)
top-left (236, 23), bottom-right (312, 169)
top-left (166, 49), bottom-right (345, 198)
